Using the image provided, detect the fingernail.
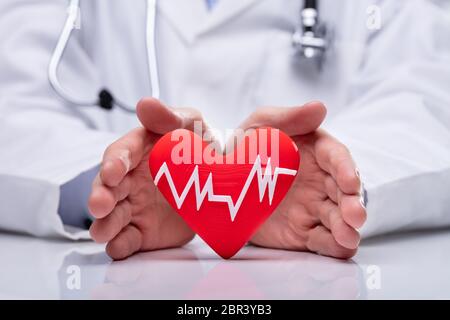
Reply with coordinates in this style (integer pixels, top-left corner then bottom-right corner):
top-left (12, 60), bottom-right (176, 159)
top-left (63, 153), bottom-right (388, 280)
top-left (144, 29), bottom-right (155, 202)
top-left (172, 110), bottom-right (183, 119)
top-left (118, 150), bottom-right (131, 173)
top-left (360, 196), bottom-right (366, 209)
top-left (359, 183), bottom-right (367, 209)
top-left (172, 110), bottom-right (187, 127)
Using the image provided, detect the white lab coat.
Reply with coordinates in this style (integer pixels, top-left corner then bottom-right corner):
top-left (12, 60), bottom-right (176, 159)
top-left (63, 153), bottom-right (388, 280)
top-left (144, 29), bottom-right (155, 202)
top-left (0, 0), bottom-right (449, 240)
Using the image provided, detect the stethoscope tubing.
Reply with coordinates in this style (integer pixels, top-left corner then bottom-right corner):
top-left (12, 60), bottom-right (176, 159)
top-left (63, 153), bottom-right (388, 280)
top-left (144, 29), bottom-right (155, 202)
top-left (48, 0), bottom-right (160, 113)
top-left (48, 0), bottom-right (325, 113)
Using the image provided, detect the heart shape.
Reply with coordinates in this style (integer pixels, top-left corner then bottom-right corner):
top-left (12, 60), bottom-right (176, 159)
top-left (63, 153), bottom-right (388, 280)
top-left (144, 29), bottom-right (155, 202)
top-left (149, 127), bottom-right (300, 259)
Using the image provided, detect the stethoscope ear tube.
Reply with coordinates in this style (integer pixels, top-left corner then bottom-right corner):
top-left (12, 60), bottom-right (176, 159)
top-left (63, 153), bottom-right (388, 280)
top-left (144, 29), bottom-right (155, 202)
top-left (97, 89), bottom-right (138, 113)
top-left (146, 0), bottom-right (160, 100)
top-left (48, 0), bottom-right (160, 113)
top-left (48, 0), bottom-right (98, 107)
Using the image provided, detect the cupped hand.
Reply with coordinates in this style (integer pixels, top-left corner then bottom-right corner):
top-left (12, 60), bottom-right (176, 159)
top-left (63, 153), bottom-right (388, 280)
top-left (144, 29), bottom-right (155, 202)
top-left (88, 98), bottom-right (206, 260)
top-left (239, 102), bottom-right (366, 259)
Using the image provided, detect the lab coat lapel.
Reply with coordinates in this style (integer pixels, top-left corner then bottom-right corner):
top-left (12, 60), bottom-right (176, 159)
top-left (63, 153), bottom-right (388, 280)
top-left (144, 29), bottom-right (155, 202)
top-left (157, 0), bottom-right (209, 43)
top-left (197, 0), bottom-right (261, 33)
top-left (158, 0), bottom-right (261, 42)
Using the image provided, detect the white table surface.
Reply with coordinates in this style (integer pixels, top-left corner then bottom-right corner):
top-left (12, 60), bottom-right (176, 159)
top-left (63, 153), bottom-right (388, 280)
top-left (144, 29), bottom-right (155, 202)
top-left (0, 229), bottom-right (449, 299)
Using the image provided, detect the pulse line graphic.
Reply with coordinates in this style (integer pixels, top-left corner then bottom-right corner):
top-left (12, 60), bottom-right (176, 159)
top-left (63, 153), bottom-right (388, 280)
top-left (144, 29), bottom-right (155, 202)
top-left (153, 155), bottom-right (297, 221)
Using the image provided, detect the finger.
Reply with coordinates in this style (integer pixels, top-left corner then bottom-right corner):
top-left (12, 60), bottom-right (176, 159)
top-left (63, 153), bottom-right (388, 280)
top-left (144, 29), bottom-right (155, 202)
top-left (88, 175), bottom-right (132, 218)
top-left (238, 101), bottom-right (327, 136)
top-left (340, 194), bottom-right (367, 229)
top-left (100, 127), bottom-right (157, 187)
top-left (136, 97), bottom-right (206, 134)
top-left (88, 175), bottom-right (115, 218)
top-left (90, 200), bottom-right (133, 243)
top-left (317, 199), bottom-right (360, 250)
top-left (315, 134), bottom-right (360, 195)
top-left (324, 175), bottom-right (339, 204)
top-left (307, 225), bottom-right (357, 259)
top-left (106, 225), bottom-right (142, 260)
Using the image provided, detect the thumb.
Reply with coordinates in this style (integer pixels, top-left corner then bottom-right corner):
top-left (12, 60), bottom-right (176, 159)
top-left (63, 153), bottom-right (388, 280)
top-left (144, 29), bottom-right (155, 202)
top-left (136, 98), bottom-right (205, 134)
top-left (238, 101), bottom-right (327, 136)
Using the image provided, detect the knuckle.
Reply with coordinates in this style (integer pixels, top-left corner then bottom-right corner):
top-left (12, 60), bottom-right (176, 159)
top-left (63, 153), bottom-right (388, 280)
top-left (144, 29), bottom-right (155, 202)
top-left (124, 139), bottom-right (139, 155)
top-left (89, 221), bottom-right (105, 243)
top-left (117, 200), bottom-right (132, 227)
top-left (104, 144), bottom-right (115, 157)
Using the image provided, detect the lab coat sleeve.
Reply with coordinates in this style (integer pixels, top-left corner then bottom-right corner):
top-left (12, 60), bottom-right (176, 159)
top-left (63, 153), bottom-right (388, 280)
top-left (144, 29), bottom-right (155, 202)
top-left (325, 1), bottom-right (450, 238)
top-left (58, 166), bottom-right (99, 229)
top-left (0, 1), bottom-right (118, 239)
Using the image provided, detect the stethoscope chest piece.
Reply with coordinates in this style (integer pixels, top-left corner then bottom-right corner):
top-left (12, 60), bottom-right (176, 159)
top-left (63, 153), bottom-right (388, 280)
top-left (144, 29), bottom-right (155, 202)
top-left (292, 0), bottom-right (333, 70)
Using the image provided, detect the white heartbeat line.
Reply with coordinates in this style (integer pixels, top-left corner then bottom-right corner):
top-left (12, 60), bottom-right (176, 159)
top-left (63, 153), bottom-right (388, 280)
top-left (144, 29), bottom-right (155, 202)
top-left (154, 155), bottom-right (297, 222)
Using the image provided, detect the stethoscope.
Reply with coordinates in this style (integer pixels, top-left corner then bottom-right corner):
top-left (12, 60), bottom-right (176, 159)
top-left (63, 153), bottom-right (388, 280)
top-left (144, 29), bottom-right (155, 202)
top-left (292, 0), bottom-right (331, 68)
top-left (48, 0), bottom-right (331, 113)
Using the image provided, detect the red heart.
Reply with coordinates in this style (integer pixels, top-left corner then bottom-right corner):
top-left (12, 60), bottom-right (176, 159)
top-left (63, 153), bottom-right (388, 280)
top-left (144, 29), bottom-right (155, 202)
top-left (148, 127), bottom-right (300, 259)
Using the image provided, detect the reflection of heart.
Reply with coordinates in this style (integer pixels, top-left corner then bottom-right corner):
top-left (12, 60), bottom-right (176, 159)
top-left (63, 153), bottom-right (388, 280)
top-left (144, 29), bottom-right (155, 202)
top-left (149, 127), bottom-right (300, 259)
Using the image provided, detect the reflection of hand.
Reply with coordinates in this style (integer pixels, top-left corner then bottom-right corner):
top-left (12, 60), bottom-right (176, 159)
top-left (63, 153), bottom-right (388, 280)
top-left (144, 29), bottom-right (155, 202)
top-left (89, 248), bottom-right (203, 299)
top-left (88, 98), bottom-right (206, 260)
top-left (188, 249), bottom-right (362, 299)
top-left (240, 102), bottom-right (366, 258)
top-left (88, 245), bottom-right (361, 300)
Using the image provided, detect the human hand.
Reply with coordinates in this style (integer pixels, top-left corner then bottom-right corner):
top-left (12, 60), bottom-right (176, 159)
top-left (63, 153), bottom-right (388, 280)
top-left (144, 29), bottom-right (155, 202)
top-left (239, 102), bottom-right (366, 258)
top-left (88, 98), bottom-right (206, 260)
